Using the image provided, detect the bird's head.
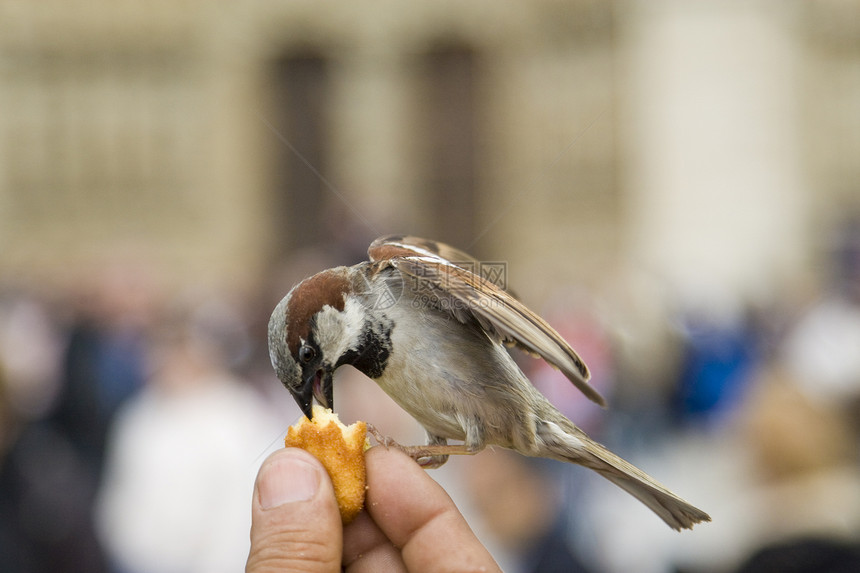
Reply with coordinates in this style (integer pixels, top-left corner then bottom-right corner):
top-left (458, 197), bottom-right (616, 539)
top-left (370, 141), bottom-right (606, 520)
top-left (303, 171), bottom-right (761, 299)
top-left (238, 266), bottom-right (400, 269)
top-left (267, 266), bottom-right (391, 420)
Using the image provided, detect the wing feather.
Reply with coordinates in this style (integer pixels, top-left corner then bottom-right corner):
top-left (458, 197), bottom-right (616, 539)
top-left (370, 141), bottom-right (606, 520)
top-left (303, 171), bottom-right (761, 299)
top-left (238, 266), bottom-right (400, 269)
top-left (369, 235), bottom-right (512, 292)
top-left (370, 236), bottom-right (605, 407)
top-left (369, 234), bottom-right (480, 267)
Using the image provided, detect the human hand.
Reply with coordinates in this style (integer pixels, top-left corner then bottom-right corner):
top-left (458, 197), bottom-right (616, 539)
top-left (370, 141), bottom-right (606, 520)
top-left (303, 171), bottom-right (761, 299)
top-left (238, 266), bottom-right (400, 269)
top-left (246, 445), bottom-right (501, 572)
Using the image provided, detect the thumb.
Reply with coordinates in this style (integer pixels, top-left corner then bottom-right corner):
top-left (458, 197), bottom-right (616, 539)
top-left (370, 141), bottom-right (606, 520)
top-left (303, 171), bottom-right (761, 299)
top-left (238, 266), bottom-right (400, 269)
top-left (246, 448), bottom-right (342, 573)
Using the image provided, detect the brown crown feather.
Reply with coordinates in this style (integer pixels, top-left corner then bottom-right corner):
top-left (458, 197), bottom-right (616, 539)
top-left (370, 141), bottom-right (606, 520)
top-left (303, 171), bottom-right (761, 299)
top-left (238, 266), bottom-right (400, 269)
top-left (286, 270), bottom-right (351, 356)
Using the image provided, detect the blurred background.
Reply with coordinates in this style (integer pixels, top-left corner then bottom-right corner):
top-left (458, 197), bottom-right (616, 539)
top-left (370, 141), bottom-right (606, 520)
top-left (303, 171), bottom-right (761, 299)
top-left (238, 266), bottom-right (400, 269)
top-left (2, 0), bottom-right (860, 572)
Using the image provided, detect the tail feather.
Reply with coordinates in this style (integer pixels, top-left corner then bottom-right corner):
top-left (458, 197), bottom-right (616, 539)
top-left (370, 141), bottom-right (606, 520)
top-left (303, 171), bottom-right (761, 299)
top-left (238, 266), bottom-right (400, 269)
top-left (584, 443), bottom-right (711, 531)
top-left (540, 421), bottom-right (711, 530)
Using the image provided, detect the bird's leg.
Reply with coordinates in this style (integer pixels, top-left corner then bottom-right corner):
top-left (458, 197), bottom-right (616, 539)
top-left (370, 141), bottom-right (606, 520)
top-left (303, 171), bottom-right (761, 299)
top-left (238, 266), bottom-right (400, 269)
top-left (366, 425), bottom-right (481, 469)
top-left (403, 443), bottom-right (482, 469)
top-left (411, 434), bottom-right (451, 469)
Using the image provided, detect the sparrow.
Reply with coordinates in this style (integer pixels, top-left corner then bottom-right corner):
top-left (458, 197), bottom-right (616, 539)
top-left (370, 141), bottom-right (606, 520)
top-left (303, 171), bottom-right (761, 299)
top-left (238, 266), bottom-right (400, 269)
top-left (268, 235), bottom-right (711, 530)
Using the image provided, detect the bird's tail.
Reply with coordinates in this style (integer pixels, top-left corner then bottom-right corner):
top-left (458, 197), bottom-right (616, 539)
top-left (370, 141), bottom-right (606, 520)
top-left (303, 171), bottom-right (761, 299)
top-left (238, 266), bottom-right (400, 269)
top-left (540, 421), bottom-right (711, 530)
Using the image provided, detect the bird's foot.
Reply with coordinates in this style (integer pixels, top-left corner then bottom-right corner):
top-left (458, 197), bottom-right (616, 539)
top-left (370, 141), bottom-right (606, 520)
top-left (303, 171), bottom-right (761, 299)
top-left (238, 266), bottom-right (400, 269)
top-left (366, 424), bottom-right (475, 469)
top-left (366, 423), bottom-right (399, 449)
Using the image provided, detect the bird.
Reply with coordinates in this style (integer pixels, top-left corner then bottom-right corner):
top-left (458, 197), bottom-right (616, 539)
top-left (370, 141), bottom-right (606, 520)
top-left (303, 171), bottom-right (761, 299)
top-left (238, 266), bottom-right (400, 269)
top-left (267, 235), bottom-right (711, 530)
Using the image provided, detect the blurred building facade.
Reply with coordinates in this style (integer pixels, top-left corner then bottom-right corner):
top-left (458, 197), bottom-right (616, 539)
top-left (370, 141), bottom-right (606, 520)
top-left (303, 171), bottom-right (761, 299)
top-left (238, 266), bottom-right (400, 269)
top-left (0, 0), bottom-right (858, 304)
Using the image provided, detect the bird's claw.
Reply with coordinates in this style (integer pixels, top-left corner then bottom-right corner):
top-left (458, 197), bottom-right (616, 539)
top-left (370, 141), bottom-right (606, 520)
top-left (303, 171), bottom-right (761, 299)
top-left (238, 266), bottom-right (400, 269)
top-left (366, 424), bottom-right (448, 467)
top-left (366, 423), bottom-right (399, 449)
top-left (366, 424), bottom-right (479, 468)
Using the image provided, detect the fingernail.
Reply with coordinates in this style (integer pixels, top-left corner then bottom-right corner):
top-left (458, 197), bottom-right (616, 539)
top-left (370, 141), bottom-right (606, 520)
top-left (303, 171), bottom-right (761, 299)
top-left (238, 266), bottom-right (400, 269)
top-left (259, 454), bottom-right (320, 509)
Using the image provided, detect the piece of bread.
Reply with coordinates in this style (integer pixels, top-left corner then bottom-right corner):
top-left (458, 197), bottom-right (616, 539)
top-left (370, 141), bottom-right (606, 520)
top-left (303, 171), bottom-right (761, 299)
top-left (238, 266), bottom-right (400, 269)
top-left (284, 405), bottom-right (368, 523)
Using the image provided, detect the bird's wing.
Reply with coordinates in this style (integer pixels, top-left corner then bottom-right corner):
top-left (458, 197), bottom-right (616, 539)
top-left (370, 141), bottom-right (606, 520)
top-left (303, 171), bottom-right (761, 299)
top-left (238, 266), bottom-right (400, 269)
top-left (369, 236), bottom-right (605, 407)
top-left (368, 235), bottom-right (511, 292)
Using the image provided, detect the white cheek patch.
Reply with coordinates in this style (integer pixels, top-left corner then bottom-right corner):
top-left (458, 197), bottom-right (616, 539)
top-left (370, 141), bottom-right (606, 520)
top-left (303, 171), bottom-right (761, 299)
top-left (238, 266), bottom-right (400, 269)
top-left (314, 297), bottom-right (366, 365)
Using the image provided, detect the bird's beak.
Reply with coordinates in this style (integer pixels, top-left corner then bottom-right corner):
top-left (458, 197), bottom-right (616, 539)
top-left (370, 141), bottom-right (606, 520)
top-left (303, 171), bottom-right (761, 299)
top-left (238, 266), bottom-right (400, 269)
top-left (289, 377), bottom-right (314, 421)
top-left (293, 367), bottom-right (333, 420)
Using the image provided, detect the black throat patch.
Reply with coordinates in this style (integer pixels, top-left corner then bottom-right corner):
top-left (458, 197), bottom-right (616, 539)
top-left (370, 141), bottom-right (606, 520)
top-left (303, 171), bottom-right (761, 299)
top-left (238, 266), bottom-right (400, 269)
top-left (336, 314), bottom-right (393, 379)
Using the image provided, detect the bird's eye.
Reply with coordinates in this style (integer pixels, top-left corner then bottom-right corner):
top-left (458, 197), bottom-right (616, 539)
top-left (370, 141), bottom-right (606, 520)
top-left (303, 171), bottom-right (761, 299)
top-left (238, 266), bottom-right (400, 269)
top-left (298, 345), bottom-right (316, 364)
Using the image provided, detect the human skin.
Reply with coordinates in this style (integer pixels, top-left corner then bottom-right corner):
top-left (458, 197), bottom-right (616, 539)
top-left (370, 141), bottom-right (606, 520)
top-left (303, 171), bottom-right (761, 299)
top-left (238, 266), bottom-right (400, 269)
top-left (247, 446), bottom-right (501, 573)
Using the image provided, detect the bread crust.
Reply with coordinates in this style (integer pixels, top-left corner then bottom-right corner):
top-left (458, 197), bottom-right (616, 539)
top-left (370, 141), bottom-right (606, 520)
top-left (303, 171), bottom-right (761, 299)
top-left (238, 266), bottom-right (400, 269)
top-left (284, 406), bottom-right (368, 523)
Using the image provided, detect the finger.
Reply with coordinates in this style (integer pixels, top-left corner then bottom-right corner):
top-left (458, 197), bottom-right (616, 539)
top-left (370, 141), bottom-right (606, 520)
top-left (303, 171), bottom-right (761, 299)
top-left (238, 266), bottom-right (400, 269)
top-left (363, 447), bottom-right (501, 573)
top-left (246, 448), bottom-right (342, 573)
top-left (342, 511), bottom-right (407, 573)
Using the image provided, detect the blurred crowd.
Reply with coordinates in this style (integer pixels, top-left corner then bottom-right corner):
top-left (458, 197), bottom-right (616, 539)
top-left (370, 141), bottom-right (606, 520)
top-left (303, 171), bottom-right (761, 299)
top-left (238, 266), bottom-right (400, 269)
top-left (0, 262), bottom-right (289, 573)
top-left (3, 225), bottom-right (860, 573)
